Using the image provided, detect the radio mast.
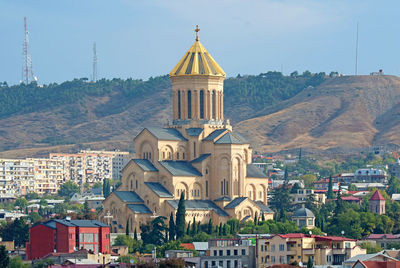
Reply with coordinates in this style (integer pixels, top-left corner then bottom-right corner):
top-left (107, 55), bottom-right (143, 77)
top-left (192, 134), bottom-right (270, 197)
top-left (92, 42), bottom-right (97, 82)
top-left (22, 17), bottom-right (37, 84)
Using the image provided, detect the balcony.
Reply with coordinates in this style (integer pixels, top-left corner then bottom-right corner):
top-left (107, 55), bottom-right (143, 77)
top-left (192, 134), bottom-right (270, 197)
top-left (287, 250), bottom-right (297, 255)
top-left (303, 249), bottom-right (315, 255)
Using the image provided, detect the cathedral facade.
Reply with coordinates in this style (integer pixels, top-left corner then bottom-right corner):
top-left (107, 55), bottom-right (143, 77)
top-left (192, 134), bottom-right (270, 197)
top-left (100, 28), bottom-right (272, 233)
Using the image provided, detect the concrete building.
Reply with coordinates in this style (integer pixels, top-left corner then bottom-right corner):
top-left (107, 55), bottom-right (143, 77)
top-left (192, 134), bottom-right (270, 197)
top-left (366, 234), bottom-right (400, 249)
top-left (0, 158), bottom-right (35, 196)
top-left (26, 219), bottom-right (110, 260)
top-left (100, 28), bottom-right (273, 232)
top-left (201, 238), bottom-right (256, 268)
top-left (369, 190), bottom-right (386, 215)
top-left (291, 189), bottom-right (325, 207)
top-left (354, 168), bottom-right (388, 184)
top-left (30, 158), bottom-right (67, 195)
top-left (257, 233), bottom-right (366, 267)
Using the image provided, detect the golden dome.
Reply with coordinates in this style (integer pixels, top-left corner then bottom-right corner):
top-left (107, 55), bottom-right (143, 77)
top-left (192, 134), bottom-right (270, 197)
top-left (169, 26), bottom-right (226, 78)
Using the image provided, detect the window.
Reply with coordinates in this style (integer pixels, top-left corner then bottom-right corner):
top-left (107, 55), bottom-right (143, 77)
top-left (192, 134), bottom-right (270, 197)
top-left (187, 90), bottom-right (192, 119)
top-left (212, 91), bottom-right (216, 119)
top-left (136, 180), bottom-right (138, 189)
top-left (271, 256), bottom-right (276, 263)
top-left (227, 260), bottom-right (231, 268)
top-left (200, 90), bottom-right (204, 119)
top-left (182, 153), bottom-right (185, 159)
top-left (162, 152), bottom-right (165, 159)
top-left (206, 181), bottom-right (208, 197)
top-left (193, 142), bottom-right (196, 158)
top-left (221, 181), bottom-right (223, 195)
top-left (219, 261), bottom-right (223, 267)
top-left (219, 250), bottom-right (223, 256)
top-left (212, 261), bottom-right (216, 266)
top-left (234, 249), bottom-right (238, 256)
top-left (279, 244), bottom-right (285, 251)
top-left (213, 250), bottom-right (217, 256)
top-left (261, 245), bottom-right (264, 252)
top-left (205, 261), bottom-right (208, 268)
top-left (241, 249), bottom-right (246, 255)
top-left (271, 245), bottom-right (275, 252)
top-left (177, 152), bottom-right (179, 160)
top-left (227, 250), bottom-right (231, 256)
top-left (178, 90), bottom-right (181, 119)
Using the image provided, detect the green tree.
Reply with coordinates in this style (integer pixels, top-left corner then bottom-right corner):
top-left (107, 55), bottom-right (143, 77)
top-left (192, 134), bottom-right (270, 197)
top-left (28, 212), bottom-right (42, 223)
top-left (284, 166), bottom-right (289, 180)
top-left (9, 256), bottom-right (29, 268)
top-left (307, 256), bottom-right (314, 268)
top-left (134, 228), bottom-right (138, 240)
top-left (301, 174), bottom-right (317, 188)
top-left (360, 242), bottom-right (383, 254)
top-left (218, 223), bottom-right (223, 236)
top-left (0, 218), bottom-right (29, 247)
top-left (191, 217), bottom-right (197, 235)
top-left (168, 212), bottom-right (175, 241)
top-left (58, 181), bottom-right (80, 198)
top-left (140, 216), bottom-right (168, 246)
top-left (207, 218), bottom-right (213, 234)
top-left (0, 246), bottom-right (8, 268)
top-left (126, 219), bottom-right (130, 236)
top-left (175, 192), bottom-right (186, 239)
top-left (269, 183), bottom-right (292, 220)
top-left (327, 176), bottom-right (334, 199)
top-left (14, 198), bottom-right (28, 210)
top-left (103, 179), bottom-right (111, 198)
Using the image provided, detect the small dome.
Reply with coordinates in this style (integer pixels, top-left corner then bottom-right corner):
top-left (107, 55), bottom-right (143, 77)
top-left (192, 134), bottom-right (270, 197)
top-left (293, 207), bottom-right (315, 218)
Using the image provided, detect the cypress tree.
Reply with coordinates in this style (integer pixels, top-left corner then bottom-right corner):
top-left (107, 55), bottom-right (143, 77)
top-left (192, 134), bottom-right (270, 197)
top-left (307, 256), bottom-right (314, 268)
top-left (327, 175), bottom-right (334, 199)
top-left (168, 212), bottom-right (175, 241)
top-left (126, 219), bottom-right (129, 236)
top-left (218, 223), bottom-right (223, 236)
top-left (298, 148), bottom-right (302, 161)
top-left (175, 192), bottom-right (186, 239)
top-left (191, 217), bottom-right (196, 235)
top-left (254, 214), bottom-right (258, 225)
top-left (197, 222), bottom-right (201, 234)
top-left (223, 224), bottom-right (228, 236)
top-left (261, 212), bottom-right (265, 222)
top-left (186, 222), bottom-right (191, 235)
top-left (208, 218), bottom-right (213, 234)
top-left (134, 227), bottom-right (138, 240)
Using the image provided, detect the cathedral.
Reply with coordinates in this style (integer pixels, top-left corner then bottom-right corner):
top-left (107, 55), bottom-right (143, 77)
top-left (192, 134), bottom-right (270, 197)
top-left (100, 27), bottom-right (273, 233)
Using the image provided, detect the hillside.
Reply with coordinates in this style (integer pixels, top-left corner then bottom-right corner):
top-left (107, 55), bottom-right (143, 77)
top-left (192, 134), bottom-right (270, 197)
top-left (0, 73), bottom-right (399, 157)
top-left (236, 75), bottom-right (400, 153)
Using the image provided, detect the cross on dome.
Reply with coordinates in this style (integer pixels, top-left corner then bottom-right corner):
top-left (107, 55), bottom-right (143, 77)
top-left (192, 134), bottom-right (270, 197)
top-left (195, 25), bottom-right (200, 41)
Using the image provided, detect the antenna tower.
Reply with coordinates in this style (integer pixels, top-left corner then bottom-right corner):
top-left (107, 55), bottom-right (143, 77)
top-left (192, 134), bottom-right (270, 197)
top-left (355, 22), bottom-right (359, 75)
top-left (22, 17), bottom-right (37, 84)
top-left (92, 42), bottom-right (97, 82)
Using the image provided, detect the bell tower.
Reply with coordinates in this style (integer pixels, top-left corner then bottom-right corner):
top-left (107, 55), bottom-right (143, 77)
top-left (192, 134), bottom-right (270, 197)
top-left (169, 26), bottom-right (226, 125)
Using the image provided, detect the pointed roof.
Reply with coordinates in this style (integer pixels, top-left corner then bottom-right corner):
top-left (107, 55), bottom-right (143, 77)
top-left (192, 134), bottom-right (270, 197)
top-left (169, 29), bottom-right (225, 78)
top-left (370, 190), bottom-right (385, 201)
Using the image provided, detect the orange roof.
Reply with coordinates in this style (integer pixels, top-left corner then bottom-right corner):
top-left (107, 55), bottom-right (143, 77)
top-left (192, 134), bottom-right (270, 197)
top-left (370, 190), bottom-right (385, 201)
top-left (180, 243), bottom-right (195, 250)
top-left (360, 260), bottom-right (400, 268)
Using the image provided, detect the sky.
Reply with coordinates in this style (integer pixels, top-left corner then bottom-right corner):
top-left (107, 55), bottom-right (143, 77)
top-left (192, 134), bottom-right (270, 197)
top-left (1, 0), bottom-right (399, 85)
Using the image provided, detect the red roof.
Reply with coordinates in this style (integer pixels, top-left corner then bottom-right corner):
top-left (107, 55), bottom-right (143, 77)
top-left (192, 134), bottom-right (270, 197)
top-left (180, 243), bottom-right (195, 250)
top-left (360, 260), bottom-right (400, 268)
top-left (370, 190), bottom-right (385, 201)
top-left (341, 196), bottom-right (361, 201)
top-left (315, 235), bottom-right (356, 242)
top-left (367, 234), bottom-right (399, 239)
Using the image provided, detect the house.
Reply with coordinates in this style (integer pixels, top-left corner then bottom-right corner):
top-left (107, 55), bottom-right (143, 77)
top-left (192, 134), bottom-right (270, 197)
top-left (353, 259), bottom-right (400, 268)
top-left (352, 183), bottom-right (386, 191)
top-left (354, 168), bottom-right (388, 184)
top-left (26, 219), bottom-right (111, 260)
top-left (292, 208), bottom-right (315, 229)
top-left (343, 252), bottom-right (397, 268)
top-left (291, 189), bottom-right (326, 207)
top-left (200, 238), bottom-right (256, 268)
top-left (366, 234), bottom-right (400, 249)
top-left (341, 196), bottom-right (362, 205)
top-left (314, 178), bottom-right (339, 191)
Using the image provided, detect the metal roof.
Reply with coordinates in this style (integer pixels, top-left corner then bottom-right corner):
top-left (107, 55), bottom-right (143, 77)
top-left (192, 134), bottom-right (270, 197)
top-left (224, 197), bottom-right (248, 209)
top-left (146, 127), bottom-right (187, 141)
top-left (127, 204), bottom-right (153, 214)
top-left (191, 154), bottom-right (211, 164)
top-left (214, 196), bottom-right (232, 202)
top-left (132, 159), bottom-right (158, 172)
top-left (114, 191), bottom-right (144, 203)
top-left (186, 128), bottom-right (203, 136)
top-left (144, 182), bottom-right (173, 198)
top-left (159, 161), bottom-right (202, 176)
top-left (203, 129), bottom-right (227, 141)
top-left (246, 164), bottom-right (268, 178)
top-left (215, 132), bottom-right (244, 144)
top-left (53, 219), bottom-right (109, 228)
top-left (166, 200), bottom-right (229, 216)
top-left (169, 38), bottom-right (226, 77)
top-left (292, 207), bottom-right (315, 218)
top-left (255, 201), bottom-right (274, 213)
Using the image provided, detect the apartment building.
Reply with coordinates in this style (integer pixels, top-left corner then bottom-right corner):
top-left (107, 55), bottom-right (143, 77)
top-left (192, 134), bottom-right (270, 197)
top-left (291, 189), bottom-right (326, 207)
top-left (257, 233), bottom-right (366, 267)
top-left (0, 159), bottom-right (35, 196)
top-left (50, 150), bottom-right (130, 187)
top-left (30, 158), bottom-right (67, 195)
top-left (201, 238), bottom-right (256, 268)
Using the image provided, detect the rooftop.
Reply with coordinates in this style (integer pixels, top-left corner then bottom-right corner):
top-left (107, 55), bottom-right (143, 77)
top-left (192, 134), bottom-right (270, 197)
top-left (145, 127), bottom-right (187, 141)
top-left (144, 182), bottom-right (173, 198)
top-left (370, 190), bottom-right (385, 201)
top-left (166, 199), bottom-right (229, 216)
top-left (159, 161), bottom-right (202, 177)
top-left (114, 191), bottom-right (144, 203)
top-left (293, 208), bottom-right (315, 218)
top-left (132, 159), bottom-right (158, 172)
top-left (247, 164), bottom-right (268, 178)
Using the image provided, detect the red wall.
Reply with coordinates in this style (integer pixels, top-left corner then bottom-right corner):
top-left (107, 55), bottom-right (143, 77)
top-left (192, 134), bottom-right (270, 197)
top-left (99, 226), bottom-right (111, 254)
top-left (26, 224), bottom-right (56, 260)
top-left (56, 222), bottom-right (76, 253)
